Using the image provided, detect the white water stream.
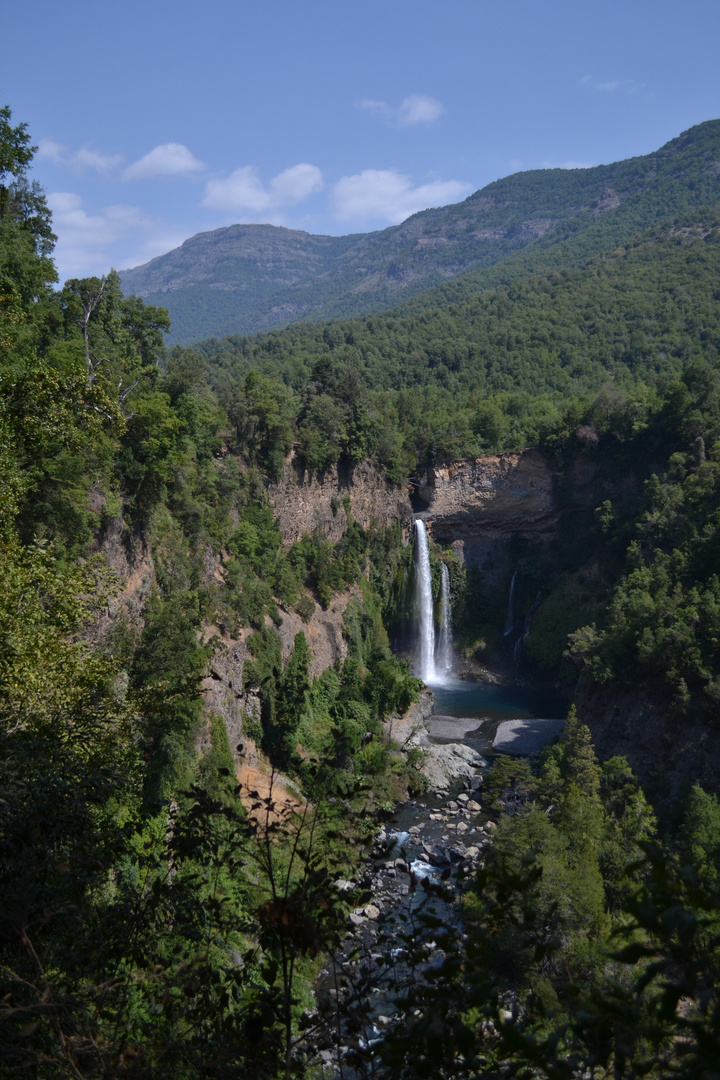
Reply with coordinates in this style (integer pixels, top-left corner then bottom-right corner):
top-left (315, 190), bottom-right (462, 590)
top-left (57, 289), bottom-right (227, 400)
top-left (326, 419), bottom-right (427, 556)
top-left (414, 519), bottom-right (437, 682)
top-left (437, 562), bottom-right (453, 676)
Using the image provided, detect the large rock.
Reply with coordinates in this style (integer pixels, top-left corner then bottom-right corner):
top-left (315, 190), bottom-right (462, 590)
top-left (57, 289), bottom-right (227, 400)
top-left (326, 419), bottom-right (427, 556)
top-left (420, 743), bottom-right (487, 792)
top-left (492, 718), bottom-right (564, 755)
top-left (385, 687), bottom-right (434, 747)
top-left (430, 715), bottom-right (483, 740)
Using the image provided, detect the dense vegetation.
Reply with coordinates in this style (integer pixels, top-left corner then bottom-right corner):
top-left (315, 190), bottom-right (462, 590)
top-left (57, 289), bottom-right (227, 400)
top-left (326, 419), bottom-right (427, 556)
top-left (0, 108), bottom-right (423, 1076)
top-left (372, 713), bottom-right (720, 1079)
top-left (194, 217), bottom-right (720, 480)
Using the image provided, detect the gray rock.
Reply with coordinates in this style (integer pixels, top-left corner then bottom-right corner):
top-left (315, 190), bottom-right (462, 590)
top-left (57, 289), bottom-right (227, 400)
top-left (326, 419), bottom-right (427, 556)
top-left (420, 743), bottom-right (488, 791)
top-left (429, 715), bottom-right (483, 740)
top-left (424, 844), bottom-right (451, 867)
top-left (492, 718), bottom-right (564, 755)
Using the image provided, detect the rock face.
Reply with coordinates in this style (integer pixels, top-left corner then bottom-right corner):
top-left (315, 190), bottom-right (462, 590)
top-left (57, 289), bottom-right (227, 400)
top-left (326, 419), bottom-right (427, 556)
top-left (417, 449), bottom-right (556, 538)
top-left (419, 743), bottom-right (488, 792)
top-left (268, 455), bottom-right (413, 545)
top-left (578, 682), bottom-right (720, 816)
top-left (415, 450), bottom-right (557, 580)
top-left (384, 687), bottom-right (434, 747)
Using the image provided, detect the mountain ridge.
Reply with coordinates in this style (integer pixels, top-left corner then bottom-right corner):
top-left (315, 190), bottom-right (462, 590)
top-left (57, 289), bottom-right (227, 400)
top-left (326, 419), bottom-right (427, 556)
top-left (119, 118), bottom-right (720, 344)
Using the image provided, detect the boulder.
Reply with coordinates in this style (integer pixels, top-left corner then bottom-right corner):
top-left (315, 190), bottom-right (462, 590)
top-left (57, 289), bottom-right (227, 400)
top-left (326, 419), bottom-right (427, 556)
top-left (419, 743), bottom-right (487, 791)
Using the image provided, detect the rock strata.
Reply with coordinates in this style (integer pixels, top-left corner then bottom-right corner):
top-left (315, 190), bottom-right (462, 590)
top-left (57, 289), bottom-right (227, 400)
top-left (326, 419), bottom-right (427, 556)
top-left (417, 449), bottom-right (556, 539)
top-left (269, 454), bottom-right (413, 545)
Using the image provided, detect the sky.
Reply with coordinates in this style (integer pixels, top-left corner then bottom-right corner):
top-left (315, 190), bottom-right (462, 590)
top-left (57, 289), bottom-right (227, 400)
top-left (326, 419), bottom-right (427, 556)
top-left (3, 0), bottom-right (720, 282)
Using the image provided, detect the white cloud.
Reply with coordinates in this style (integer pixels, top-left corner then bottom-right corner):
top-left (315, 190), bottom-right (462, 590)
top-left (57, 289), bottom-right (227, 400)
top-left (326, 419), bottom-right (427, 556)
top-left (358, 94), bottom-right (445, 126)
top-left (331, 169), bottom-right (470, 225)
top-left (46, 190), bottom-right (187, 281)
top-left (270, 163), bottom-right (324, 203)
top-left (582, 77), bottom-right (646, 95)
top-left (202, 163), bottom-right (323, 215)
top-left (123, 143), bottom-right (205, 181)
top-left (398, 94), bottom-right (445, 126)
top-left (358, 99), bottom-right (392, 120)
top-left (37, 138), bottom-right (67, 165)
top-left (73, 147), bottom-right (124, 175)
top-left (36, 139), bottom-right (123, 175)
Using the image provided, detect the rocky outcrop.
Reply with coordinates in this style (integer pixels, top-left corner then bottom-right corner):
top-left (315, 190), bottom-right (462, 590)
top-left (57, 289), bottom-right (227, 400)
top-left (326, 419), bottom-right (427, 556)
top-left (268, 455), bottom-right (413, 544)
top-left (416, 450), bottom-right (556, 538)
top-left (202, 585), bottom-right (360, 762)
top-left (578, 682), bottom-right (720, 815)
top-left (414, 450), bottom-right (557, 580)
top-left (418, 743), bottom-right (487, 792)
top-left (384, 687), bottom-right (434, 746)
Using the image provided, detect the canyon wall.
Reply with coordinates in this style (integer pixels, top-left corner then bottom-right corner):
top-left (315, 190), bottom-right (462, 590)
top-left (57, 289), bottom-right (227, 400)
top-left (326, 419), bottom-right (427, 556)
top-left (268, 455), bottom-right (413, 544)
top-left (416, 449), bottom-right (558, 581)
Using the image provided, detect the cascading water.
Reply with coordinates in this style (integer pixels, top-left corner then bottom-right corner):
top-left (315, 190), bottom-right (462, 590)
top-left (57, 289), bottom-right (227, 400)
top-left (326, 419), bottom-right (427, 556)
top-left (413, 519), bottom-right (437, 683)
top-left (504, 569), bottom-right (518, 637)
top-left (437, 563), bottom-right (453, 676)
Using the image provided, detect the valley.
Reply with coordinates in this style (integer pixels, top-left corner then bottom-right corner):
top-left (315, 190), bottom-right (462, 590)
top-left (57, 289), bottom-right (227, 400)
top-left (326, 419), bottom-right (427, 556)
top-left (3, 107), bottom-right (720, 1077)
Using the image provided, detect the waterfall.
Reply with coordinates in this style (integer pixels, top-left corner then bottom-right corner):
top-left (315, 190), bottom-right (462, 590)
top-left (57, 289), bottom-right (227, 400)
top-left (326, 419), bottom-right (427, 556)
top-left (437, 563), bottom-right (453, 676)
top-left (504, 569), bottom-right (518, 637)
top-left (413, 519), bottom-right (437, 683)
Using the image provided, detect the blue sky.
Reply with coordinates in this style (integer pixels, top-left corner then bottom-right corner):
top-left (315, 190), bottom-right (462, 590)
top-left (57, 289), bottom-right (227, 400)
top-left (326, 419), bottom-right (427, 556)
top-left (4, 0), bottom-right (720, 280)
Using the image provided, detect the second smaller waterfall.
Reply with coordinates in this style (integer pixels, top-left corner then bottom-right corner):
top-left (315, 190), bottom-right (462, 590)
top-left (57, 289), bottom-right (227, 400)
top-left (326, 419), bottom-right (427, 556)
top-left (504, 569), bottom-right (518, 637)
top-left (437, 563), bottom-right (453, 676)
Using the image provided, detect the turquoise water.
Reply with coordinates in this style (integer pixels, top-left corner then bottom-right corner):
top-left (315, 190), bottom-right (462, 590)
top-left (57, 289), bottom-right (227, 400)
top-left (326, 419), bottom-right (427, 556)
top-left (430, 677), bottom-right (566, 723)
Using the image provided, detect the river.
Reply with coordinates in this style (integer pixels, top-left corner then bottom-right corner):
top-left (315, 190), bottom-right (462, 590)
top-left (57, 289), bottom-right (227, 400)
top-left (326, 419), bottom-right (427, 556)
top-left (303, 674), bottom-right (566, 1076)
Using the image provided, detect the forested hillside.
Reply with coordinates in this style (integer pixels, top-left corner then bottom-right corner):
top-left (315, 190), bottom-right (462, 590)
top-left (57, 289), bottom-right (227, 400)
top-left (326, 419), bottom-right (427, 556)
top-left (0, 107), bottom-right (425, 1075)
top-left (197, 218), bottom-right (720, 478)
top-left (4, 105), bottom-right (720, 1077)
top-left (121, 119), bottom-right (720, 343)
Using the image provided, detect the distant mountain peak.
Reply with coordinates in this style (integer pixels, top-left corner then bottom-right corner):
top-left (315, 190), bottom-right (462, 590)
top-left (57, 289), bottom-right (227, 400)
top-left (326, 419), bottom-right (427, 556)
top-left (120, 119), bottom-right (720, 345)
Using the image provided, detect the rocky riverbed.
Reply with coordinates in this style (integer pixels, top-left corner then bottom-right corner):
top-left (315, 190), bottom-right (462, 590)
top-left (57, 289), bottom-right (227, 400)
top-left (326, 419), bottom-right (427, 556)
top-left (299, 680), bottom-right (565, 1075)
top-left (301, 758), bottom-right (493, 1077)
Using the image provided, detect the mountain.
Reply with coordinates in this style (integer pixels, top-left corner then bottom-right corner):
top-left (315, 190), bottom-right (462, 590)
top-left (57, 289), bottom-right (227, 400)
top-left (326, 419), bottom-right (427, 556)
top-left (119, 120), bottom-right (720, 345)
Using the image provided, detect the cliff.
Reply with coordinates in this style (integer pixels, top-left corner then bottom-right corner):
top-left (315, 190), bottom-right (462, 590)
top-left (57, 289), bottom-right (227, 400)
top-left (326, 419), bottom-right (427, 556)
top-left (578, 680), bottom-right (720, 818)
top-left (416, 450), bottom-right (556, 537)
top-left (414, 449), bottom-right (557, 584)
top-left (268, 455), bottom-right (413, 544)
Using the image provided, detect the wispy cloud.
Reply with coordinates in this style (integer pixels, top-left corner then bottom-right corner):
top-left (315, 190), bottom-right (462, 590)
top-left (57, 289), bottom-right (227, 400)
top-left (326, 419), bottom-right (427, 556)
top-left (331, 169), bottom-right (470, 225)
top-left (123, 143), bottom-right (206, 181)
top-left (37, 138), bottom-right (123, 175)
top-left (47, 190), bottom-right (187, 280)
top-left (202, 163), bottom-right (324, 216)
top-left (358, 93), bottom-right (445, 127)
top-left (580, 75), bottom-right (646, 95)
